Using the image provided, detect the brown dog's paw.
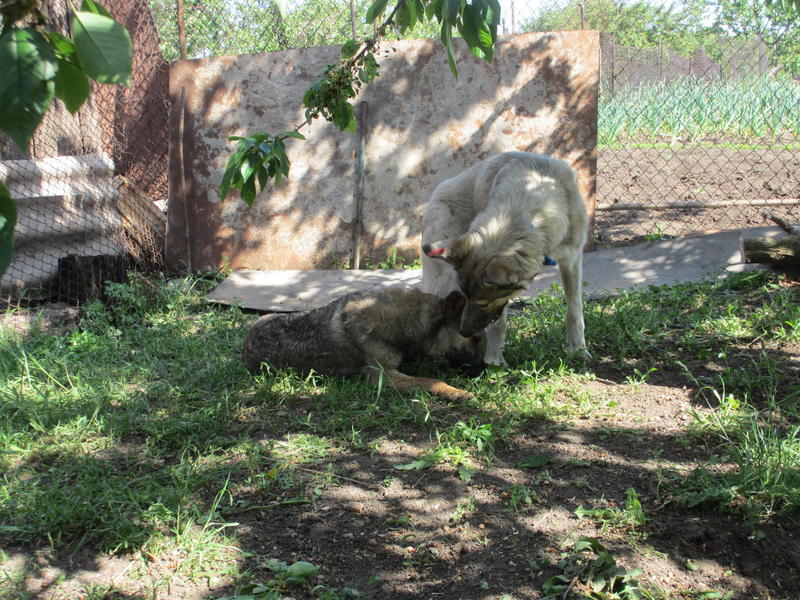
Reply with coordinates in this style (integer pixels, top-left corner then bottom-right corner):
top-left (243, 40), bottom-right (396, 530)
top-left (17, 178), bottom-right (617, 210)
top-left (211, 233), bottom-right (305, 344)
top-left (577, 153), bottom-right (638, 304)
top-left (445, 388), bottom-right (474, 402)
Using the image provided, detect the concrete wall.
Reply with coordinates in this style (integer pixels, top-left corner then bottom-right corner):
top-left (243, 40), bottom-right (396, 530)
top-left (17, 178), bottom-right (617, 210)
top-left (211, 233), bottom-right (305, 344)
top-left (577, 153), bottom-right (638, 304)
top-left (166, 31), bottom-right (599, 271)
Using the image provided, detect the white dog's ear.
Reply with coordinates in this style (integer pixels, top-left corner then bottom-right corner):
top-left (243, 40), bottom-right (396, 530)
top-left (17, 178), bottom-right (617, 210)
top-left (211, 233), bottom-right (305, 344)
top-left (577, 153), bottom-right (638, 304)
top-left (484, 257), bottom-right (526, 290)
top-left (422, 239), bottom-right (465, 266)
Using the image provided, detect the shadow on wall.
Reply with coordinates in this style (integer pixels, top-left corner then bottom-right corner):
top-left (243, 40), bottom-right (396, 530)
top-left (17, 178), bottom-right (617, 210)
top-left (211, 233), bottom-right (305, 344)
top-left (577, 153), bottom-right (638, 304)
top-left (165, 31), bottom-right (599, 273)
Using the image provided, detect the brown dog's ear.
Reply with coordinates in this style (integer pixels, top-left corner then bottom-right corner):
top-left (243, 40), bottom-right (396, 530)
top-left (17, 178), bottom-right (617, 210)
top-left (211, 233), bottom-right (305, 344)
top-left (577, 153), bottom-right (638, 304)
top-left (443, 290), bottom-right (467, 317)
top-left (422, 238), bottom-right (466, 267)
top-left (483, 256), bottom-right (527, 291)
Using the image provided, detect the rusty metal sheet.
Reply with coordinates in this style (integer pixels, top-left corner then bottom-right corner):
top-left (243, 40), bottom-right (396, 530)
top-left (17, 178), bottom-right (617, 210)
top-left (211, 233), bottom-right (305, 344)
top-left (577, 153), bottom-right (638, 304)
top-left (166, 31), bottom-right (599, 271)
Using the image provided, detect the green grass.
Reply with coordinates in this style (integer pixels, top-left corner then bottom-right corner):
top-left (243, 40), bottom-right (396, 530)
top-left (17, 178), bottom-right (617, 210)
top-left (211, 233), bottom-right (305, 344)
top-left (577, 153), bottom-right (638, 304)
top-left (599, 75), bottom-right (800, 146)
top-left (511, 270), bottom-right (800, 522)
top-left (0, 269), bottom-right (798, 595)
top-left (598, 140), bottom-right (800, 151)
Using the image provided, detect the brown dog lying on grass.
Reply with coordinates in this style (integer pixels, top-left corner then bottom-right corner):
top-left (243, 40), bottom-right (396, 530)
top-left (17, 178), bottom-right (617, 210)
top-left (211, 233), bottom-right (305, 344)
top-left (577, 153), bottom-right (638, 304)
top-left (243, 288), bottom-right (485, 401)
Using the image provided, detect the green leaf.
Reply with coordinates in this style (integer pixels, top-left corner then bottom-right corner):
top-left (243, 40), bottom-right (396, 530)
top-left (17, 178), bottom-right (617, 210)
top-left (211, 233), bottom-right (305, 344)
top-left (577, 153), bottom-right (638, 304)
top-left (0, 28), bottom-right (57, 151)
top-left (484, 0), bottom-right (501, 36)
top-left (241, 175), bottom-right (256, 206)
top-left (518, 455), bottom-right (551, 468)
top-left (257, 165), bottom-right (269, 190)
top-left (440, 21), bottom-right (458, 78)
top-left (579, 536), bottom-right (605, 553)
top-left (71, 11), bottom-right (132, 85)
top-left (425, 0), bottom-right (440, 20)
top-left (266, 558), bottom-right (289, 572)
top-left (219, 150), bottom-right (245, 201)
top-left (257, 141), bottom-right (274, 159)
top-left (239, 154), bottom-right (259, 182)
top-left (0, 182), bottom-right (17, 279)
top-left (47, 32), bottom-right (77, 58)
top-left (445, 0), bottom-right (461, 25)
top-left (398, 0), bottom-right (418, 32)
top-left (278, 130), bottom-right (306, 140)
top-left (54, 58), bottom-right (91, 114)
top-left (80, 0), bottom-right (114, 18)
top-left (590, 577), bottom-right (607, 593)
top-left (458, 465), bottom-right (476, 482)
top-left (461, 3), bottom-right (494, 62)
top-left (341, 39), bottom-right (360, 59)
top-left (406, 0), bottom-right (417, 25)
top-left (285, 560), bottom-right (319, 582)
top-left (365, 0), bottom-right (389, 22)
top-left (273, 138), bottom-right (290, 176)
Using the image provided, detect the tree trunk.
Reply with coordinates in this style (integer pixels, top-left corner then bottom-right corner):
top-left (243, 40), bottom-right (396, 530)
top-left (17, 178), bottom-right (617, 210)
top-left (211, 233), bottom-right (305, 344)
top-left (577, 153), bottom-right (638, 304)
top-left (740, 236), bottom-right (800, 267)
top-left (739, 213), bottom-right (800, 268)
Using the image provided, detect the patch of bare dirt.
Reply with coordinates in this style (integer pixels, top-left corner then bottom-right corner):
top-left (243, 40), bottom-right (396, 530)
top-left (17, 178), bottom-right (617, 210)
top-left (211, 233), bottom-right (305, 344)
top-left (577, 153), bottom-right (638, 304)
top-left (596, 146), bottom-right (800, 246)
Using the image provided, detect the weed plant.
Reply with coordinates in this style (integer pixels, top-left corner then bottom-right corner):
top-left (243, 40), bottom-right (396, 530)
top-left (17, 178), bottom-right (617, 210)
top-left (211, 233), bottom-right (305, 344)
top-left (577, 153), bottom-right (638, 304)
top-left (599, 75), bottom-right (800, 146)
top-left (575, 488), bottom-right (648, 537)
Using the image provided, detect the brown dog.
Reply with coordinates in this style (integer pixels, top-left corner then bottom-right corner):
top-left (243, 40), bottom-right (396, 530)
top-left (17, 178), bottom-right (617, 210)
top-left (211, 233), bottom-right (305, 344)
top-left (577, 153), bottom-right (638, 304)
top-left (243, 288), bottom-right (484, 401)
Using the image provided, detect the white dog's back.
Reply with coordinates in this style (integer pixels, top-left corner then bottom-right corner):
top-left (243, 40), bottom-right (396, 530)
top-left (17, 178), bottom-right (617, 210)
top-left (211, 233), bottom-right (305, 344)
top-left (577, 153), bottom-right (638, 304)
top-left (423, 152), bottom-right (586, 255)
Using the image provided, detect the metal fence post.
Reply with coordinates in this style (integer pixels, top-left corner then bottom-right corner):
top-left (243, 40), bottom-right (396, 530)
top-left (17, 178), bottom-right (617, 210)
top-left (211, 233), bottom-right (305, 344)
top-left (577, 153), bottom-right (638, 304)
top-left (351, 102), bottom-right (368, 270)
top-left (610, 35), bottom-right (616, 97)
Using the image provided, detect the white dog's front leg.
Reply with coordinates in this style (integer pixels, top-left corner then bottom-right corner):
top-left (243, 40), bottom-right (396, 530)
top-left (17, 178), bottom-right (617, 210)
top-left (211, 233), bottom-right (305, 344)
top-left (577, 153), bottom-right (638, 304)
top-left (483, 307), bottom-right (509, 366)
top-left (558, 249), bottom-right (590, 358)
top-left (421, 252), bottom-right (458, 297)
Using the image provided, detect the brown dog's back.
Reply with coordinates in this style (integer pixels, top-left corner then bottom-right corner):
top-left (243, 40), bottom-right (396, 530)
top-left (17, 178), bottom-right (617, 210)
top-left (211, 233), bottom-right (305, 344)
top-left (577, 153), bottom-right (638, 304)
top-left (243, 288), bottom-right (483, 400)
top-left (243, 300), bottom-right (362, 375)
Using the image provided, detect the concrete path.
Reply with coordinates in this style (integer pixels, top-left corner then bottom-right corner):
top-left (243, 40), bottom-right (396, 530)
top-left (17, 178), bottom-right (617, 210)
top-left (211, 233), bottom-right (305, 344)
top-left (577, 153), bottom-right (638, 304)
top-left (207, 227), bottom-right (781, 312)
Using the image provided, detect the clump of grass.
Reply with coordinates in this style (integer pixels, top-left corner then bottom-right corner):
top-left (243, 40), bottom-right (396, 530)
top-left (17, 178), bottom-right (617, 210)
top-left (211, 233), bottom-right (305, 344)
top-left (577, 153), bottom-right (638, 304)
top-left (677, 387), bottom-right (800, 522)
top-left (575, 488), bottom-right (648, 537)
top-left (509, 270), bottom-right (800, 523)
top-left (0, 274), bottom-right (253, 552)
top-left (541, 537), bottom-right (646, 600)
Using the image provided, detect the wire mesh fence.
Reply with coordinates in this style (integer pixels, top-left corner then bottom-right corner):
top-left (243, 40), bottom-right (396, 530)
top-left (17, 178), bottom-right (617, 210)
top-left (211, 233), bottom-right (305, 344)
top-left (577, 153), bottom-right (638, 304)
top-left (594, 31), bottom-right (800, 246)
top-left (0, 0), bottom-right (168, 308)
top-left (2, 0), bottom-right (798, 307)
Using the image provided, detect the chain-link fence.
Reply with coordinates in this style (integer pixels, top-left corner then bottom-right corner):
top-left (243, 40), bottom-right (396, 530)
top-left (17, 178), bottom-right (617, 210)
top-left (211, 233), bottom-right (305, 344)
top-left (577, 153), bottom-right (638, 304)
top-left (2, 0), bottom-right (798, 307)
top-left (521, 0), bottom-right (800, 246)
top-left (594, 33), bottom-right (799, 246)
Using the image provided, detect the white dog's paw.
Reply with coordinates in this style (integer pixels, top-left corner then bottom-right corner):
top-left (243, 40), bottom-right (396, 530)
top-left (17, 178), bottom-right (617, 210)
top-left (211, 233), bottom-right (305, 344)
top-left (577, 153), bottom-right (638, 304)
top-left (568, 344), bottom-right (592, 360)
top-left (484, 351), bottom-right (509, 368)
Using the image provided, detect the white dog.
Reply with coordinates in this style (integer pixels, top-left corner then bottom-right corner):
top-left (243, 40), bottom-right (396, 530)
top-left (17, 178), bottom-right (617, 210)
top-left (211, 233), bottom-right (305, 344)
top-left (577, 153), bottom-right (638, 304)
top-left (421, 152), bottom-right (589, 366)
